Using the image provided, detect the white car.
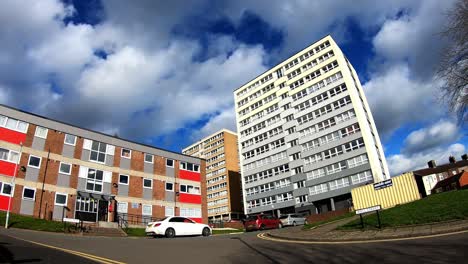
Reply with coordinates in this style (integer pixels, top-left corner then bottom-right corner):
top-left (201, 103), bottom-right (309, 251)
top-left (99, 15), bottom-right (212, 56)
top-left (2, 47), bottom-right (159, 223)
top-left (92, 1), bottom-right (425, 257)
top-left (145, 216), bottom-right (212, 238)
top-left (279, 214), bottom-right (308, 227)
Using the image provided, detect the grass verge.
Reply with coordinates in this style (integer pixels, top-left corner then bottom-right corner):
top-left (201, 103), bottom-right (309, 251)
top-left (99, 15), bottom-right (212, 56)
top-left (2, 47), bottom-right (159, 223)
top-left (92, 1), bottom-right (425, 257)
top-left (212, 229), bottom-right (244, 235)
top-left (339, 189), bottom-right (468, 230)
top-left (125, 227), bottom-right (147, 237)
top-left (0, 211), bottom-right (72, 232)
top-left (302, 212), bottom-right (355, 230)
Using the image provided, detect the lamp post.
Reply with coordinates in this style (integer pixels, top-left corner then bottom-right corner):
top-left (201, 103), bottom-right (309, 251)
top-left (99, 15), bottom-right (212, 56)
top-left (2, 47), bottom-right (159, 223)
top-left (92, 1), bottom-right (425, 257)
top-left (5, 143), bottom-right (23, 229)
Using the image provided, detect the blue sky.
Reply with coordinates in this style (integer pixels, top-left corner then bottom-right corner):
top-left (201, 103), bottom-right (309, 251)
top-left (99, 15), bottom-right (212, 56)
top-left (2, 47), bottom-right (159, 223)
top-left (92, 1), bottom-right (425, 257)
top-left (0, 0), bottom-right (466, 175)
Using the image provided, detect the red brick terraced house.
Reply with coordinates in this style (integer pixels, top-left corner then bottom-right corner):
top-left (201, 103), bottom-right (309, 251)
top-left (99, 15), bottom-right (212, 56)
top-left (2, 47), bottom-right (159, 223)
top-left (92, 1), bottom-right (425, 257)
top-left (0, 104), bottom-right (207, 226)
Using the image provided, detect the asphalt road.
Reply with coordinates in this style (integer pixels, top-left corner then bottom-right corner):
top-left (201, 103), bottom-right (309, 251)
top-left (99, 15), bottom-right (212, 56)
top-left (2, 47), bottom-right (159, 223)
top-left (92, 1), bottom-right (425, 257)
top-left (0, 228), bottom-right (467, 264)
top-left (0, 232), bottom-right (97, 264)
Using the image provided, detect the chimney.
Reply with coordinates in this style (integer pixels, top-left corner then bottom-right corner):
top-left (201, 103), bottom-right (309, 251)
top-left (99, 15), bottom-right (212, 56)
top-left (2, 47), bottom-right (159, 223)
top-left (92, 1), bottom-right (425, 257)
top-left (462, 154), bottom-right (468, 161)
top-left (428, 160), bottom-right (437, 168)
top-left (449, 156), bottom-right (456, 164)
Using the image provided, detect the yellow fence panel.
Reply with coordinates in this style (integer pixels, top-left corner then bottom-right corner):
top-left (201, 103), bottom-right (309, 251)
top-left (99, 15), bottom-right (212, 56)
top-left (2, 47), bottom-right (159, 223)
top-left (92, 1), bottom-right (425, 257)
top-left (351, 172), bottom-right (421, 210)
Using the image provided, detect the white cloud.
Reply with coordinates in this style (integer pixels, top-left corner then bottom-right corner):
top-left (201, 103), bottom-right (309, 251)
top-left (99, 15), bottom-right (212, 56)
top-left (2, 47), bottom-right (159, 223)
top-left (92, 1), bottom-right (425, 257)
top-left (363, 64), bottom-right (442, 138)
top-left (388, 143), bottom-right (466, 175)
top-left (403, 120), bottom-right (460, 154)
top-left (0, 0), bottom-right (462, 156)
top-left (191, 107), bottom-right (237, 141)
top-left (372, 0), bottom-right (455, 79)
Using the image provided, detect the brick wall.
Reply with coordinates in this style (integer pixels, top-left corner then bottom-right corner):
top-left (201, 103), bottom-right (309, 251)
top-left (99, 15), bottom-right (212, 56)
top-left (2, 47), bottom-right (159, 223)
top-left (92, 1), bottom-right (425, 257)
top-left (17, 154), bottom-right (29, 179)
top-left (113, 146), bottom-right (121, 167)
top-left (23, 124), bottom-right (36, 148)
top-left (154, 156), bottom-right (165, 175)
top-left (74, 137), bottom-right (83, 160)
top-left (44, 130), bottom-right (64, 155)
top-left (153, 179), bottom-right (165, 200)
top-left (305, 208), bottom-right (349, 224)
top-left (130, 151), bottom-right (144, 171)
top-left (128, 175), bottom-right (143, 198)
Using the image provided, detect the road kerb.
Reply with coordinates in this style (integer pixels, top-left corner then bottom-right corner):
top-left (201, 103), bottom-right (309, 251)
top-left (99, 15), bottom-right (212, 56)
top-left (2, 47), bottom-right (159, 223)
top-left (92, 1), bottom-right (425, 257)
top-left (258, 229), bottom-right (468, 244)
top-left (5, 234), bottom-right (125, 264)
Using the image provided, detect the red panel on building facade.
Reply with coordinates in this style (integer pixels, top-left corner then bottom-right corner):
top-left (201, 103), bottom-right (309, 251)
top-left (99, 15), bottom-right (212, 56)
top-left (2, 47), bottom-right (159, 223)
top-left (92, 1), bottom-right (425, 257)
top-left (0, 195), bottom-right (12, 211)
top-left (0, 127), bottom-right (27, 145)
top-left (0, 161), bottom-right (17, 176)
top-left (179, 170), bottom-right (201, 182)
top-left (179, 193), bottom-right (201, 204)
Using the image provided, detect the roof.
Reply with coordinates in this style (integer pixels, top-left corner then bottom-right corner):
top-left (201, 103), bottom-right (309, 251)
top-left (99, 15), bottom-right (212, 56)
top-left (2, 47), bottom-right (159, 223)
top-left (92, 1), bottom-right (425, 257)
top-left (413, 160), bottom-right (468, 177)
top-left (0, 104), bottom-right (204, 162)
top-left (431, 171), bottom-right (467, 190)
top-left (232, 34), bottom-right (334, 93)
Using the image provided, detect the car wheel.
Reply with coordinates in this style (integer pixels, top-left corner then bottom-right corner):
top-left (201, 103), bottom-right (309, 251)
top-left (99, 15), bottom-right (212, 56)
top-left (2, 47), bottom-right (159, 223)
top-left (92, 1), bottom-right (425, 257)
top-left (165, 228), bottom-right (175, 238)
top-left (202, 227), bottom-right (211, 237)
top-left (260, 224), bottom-right (266, 231)
top-left (293, 221), bottom-right (297, 226)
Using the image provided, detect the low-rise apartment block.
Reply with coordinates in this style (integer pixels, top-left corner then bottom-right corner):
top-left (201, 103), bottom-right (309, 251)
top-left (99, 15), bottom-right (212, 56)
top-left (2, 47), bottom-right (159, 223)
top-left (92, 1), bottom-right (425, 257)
top-left (183, 129), bottom-right (243, 221)
top-left (0, 104), bottom-right (207, 225)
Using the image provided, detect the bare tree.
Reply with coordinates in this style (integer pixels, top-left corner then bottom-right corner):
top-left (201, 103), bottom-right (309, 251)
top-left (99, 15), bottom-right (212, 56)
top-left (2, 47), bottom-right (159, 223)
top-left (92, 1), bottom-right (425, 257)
top-left (437, 0), bottom-right (468, 124)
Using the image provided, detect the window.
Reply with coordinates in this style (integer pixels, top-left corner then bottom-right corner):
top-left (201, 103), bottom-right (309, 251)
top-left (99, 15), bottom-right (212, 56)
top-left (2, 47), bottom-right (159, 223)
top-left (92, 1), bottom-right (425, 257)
top-left (143, 178), bottom-right (152, 189)
top-left (35, 126), bottom-right (48, 138)
top-left (28, 155), bottom-right (41, 168)
top-left (0, 116), bottom-right (28, 133)
top-left (180, 162), bottom-right (199, 172)
top-left (119, 174), bottom-right (129, 185)
top-left (64, 134), bottom-right (77, 146)
top-left (90, 141), bottom-right (107, 163)
top-left (86, 169), bottom-right (103, 192)
top-left (55, 193), bottom-right (67, 206)
top-left (22, 187), bottom-right (36, 200)
top-left (329, 178), bottom-right (350, 190)
top-left (166, 159), bottom-right (174, 167)
top-left (59, 162), bottom-right (72, 175)
top-left (117, 202), bottom-right (128, 213)
top-left (180, 184), bottom-right (200, 194)
top-left (309, 183), bottom-right (328, 195)
top-left (165, 206), bottom-right (175, 216)
top-left (0, 182), bottom-right (13, 196)
top-left (165, 182), bottom-right (174, 191)
top-left (295, 195), bottom-right (308, 204)
top-left (121, 148), bottom-right (131, 159)
top-left (144, 153), bottom-right (153, 163)
top-left (142, 204), bottom-right (152, 216)
top-left (0, 148), bottom-right (20, 163)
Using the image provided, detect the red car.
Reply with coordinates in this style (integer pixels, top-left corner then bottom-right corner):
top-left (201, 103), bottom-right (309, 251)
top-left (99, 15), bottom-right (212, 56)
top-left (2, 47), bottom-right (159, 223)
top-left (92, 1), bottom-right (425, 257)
top-left (243, 214), bottom-right (281, 231)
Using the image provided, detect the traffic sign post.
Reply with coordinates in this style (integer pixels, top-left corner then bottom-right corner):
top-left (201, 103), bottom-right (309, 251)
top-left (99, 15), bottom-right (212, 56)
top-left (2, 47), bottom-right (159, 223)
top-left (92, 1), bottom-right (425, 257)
top-left (355, 205), bottom-right (382, 229)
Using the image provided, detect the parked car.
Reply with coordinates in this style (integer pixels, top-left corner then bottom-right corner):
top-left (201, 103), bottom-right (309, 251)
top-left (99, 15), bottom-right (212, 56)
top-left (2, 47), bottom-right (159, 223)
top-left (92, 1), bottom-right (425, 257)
top-left (279, 214), bottom-right (308, 227)
top-left (243, 214), bottom-right (281, 231)
top-left (145, 216), bottom-right (212, 238)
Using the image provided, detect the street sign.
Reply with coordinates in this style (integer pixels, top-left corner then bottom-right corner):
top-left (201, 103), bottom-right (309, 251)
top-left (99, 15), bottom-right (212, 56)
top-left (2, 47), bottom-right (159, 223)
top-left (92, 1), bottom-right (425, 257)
top-left (355, 205), bottom-right (381, 215)
top-left (373, 179), bottom-right (393, 190)
top-left (355, 205), bottom-right (383, 229)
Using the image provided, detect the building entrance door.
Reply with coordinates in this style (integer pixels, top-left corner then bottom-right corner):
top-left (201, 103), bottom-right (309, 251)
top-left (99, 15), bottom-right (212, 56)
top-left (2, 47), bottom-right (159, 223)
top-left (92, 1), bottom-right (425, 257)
top-left (98, 200), bottom-right (108, 221)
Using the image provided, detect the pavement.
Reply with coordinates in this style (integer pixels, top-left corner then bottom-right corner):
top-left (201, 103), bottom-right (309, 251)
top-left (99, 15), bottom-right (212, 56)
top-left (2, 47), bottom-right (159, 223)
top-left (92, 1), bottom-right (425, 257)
top-left (266, 216), bottom-right (468, 242)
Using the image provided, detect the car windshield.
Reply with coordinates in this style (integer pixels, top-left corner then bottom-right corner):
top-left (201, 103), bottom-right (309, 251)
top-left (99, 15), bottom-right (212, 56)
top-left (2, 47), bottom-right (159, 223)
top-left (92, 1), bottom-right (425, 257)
top-left (245, 216), bottom-right (257, 221)
top-left (279, 216), bottom-right (288, 219)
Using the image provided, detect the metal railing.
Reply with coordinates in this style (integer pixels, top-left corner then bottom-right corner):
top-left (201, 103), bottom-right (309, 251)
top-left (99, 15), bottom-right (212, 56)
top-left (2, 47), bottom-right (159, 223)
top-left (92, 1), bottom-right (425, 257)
top-left (116, 213), bottom-right (163, 228)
